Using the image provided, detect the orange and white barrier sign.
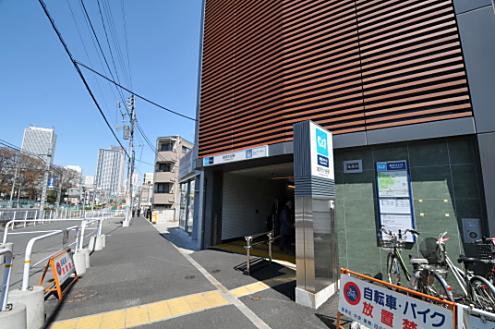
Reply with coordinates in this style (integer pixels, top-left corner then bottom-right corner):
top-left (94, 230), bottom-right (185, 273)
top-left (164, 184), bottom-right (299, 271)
top-left (337, 269), bottom-right (457, 329)
top-left (39, 249), bottom-right (78, 301)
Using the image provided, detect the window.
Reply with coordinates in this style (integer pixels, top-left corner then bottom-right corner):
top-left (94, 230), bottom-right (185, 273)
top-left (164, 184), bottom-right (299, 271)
top-left (182, 146), bottom-right (190, 154)
top-left (155, 183), bottom-right (171, 193)
top-left (160, 142), bottom-right (173, 151)
top-left (157, 162), bottom-right (172, 172)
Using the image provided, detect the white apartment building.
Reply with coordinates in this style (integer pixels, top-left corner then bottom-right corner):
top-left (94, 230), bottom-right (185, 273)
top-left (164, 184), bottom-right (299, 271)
top-left (95, 146), bottom-right (126, 199)
top-left (21, 126), bottom-right (56, 164)
top-left (152, 136), bottom-right (193, 221)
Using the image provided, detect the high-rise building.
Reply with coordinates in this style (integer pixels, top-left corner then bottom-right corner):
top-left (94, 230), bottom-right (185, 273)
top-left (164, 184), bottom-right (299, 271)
top-left (21, 126), bottom-right (56, 164)
top-left (95, 146), bottom-right (126, 198)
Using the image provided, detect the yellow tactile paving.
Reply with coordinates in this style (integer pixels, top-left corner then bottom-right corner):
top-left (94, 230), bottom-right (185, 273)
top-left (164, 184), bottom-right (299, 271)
top-left (246, 281), bottom-right (270, 294)
top-left (50, 282), bottom-right (270, 328)
top-left (147, 300), bottom-right (172, 323)
top-left (230, 286), bottom-right (251, 298)
top-left (167, 295), bottom-right (193, 316)
top-left (99, 309), bottom-right (126, 329)
top-left (125, 305), bottom-right (149, 328)
top-left (50, 319), bottom-right (78, 329)
top-left (231, 281), bottom-right (270, 298)
top-left (184, 293), bottom-right (210, 312)
top-left (201, 290), bottom-right (229, 307)
top-left (75, 314), bottom-right (102, 329)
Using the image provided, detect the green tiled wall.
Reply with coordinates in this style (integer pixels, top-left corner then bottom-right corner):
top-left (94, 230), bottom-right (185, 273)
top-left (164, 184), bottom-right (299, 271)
top-left (334, 136), bottom-right (485, 276)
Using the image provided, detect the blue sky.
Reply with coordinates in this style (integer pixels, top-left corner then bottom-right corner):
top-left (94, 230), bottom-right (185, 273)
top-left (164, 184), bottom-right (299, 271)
top-left (0, 0), bottom-right (202, 177)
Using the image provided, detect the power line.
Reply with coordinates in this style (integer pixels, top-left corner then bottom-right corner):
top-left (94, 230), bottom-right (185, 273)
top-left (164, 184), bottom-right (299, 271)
top-left (96, 0), bottom-right (125, 98)
top-left (120, 0), bottom-right (133, 88)
top-left (79, 0), bottom-right (127, 105)
top-left (76, 60), bottom-right (197, 121)
top-left (37, 0), bottom-right (130, 159)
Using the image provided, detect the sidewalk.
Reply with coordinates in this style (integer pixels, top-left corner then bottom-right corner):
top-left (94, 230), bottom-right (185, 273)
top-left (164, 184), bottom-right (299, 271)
top-left (46, 217), bottom-right (339, 329)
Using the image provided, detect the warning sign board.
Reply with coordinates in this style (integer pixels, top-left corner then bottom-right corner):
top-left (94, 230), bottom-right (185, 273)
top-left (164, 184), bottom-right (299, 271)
top-left (39, 249), bottom-right (78, 301)
top-left (339, 274), bottom-right (455, 329)
top-left (53, 250), bottom-right (75, 285)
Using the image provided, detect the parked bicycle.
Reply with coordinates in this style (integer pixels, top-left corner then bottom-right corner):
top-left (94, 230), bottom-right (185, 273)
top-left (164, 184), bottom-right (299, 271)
top-left (380, 226), bottom-right (419, 285)
top-left (415, 232), bottom-right (495, 311)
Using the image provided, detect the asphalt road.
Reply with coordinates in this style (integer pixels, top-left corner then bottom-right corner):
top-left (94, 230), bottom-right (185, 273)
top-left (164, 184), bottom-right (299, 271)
top-left (1, 216), bottom-right (115, 290)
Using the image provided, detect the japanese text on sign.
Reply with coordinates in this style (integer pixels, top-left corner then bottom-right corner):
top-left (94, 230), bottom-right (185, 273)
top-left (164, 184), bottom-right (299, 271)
top-left (339, 274), bottom-right (453, 329)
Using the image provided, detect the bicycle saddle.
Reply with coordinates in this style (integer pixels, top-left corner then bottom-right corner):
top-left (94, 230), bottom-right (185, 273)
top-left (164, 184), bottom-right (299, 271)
top-left (410, 257), bottom-right (428, 265)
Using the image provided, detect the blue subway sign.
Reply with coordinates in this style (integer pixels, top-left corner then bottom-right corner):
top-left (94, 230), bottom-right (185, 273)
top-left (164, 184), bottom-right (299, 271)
top-left (376, 160), bottom-right (407, 172)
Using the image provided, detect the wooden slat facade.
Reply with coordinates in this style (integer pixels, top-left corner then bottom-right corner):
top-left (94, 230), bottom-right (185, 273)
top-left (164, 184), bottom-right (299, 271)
top-left (198, 0), bottom-right (473, 157)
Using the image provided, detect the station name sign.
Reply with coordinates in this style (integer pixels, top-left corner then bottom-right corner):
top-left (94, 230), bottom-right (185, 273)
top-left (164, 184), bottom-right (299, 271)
top-left (202, 145), bottom-right (268, 167)
top-left (309, 122), bottom-right (334, 180)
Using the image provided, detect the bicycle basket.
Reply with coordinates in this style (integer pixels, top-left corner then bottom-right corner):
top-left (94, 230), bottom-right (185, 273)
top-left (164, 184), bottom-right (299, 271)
top-left (419, 237), bottom-right (445, 265)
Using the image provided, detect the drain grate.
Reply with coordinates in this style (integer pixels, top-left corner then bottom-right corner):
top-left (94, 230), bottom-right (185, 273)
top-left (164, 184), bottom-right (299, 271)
top-left (184, 275), bottom-right (195, 280)
top-left (212, 269), bottom-right (221, 273)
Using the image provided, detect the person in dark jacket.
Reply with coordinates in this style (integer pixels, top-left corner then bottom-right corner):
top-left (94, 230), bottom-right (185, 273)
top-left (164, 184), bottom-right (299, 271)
top-left (279, 200), bottom-right (294, 253)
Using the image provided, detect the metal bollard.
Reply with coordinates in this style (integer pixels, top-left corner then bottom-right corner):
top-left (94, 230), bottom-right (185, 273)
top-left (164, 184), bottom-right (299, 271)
top-left (24, 211), bottom-right (28, 228)
top-left (1, 246), bottom-right (13, 311)
top-left (267, 232), bottom-right (273, 264)
top-left (245, 236), bottom-right (252, 275)
top-left (11, 211), bottom-right (16, 231)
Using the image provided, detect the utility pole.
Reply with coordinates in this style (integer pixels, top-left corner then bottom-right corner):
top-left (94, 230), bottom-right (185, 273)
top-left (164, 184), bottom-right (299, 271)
top-left (123, 95), bottom-right (136, 227)
top-left (55, 170), bottom-right (63, 208)
top-left (8, 153), bottom-right (19, 208)
top-left (39, 152), bottom-right (51, 219)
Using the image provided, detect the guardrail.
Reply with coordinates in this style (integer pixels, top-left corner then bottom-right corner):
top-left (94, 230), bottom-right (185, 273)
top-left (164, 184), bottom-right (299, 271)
top-left (1, 247), bottom-right (13, 311)
top-left (0, 208), bottom-right (39, 224)
top-left (19, 215), bottom-right (107, 291)
top-left (244, 231), bottom-right (277, 275)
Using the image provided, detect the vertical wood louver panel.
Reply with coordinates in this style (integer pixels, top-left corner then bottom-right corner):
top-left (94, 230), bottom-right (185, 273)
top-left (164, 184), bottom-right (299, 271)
top-left (198, 0), bottom-right (473, 157)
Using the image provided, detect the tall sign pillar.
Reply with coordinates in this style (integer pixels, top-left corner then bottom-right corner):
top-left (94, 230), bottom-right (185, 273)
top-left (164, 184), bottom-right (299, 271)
top-left (293, 121), bottom-right (338, 309)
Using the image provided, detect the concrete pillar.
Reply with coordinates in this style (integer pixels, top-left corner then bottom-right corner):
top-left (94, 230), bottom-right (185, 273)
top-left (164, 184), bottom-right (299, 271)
top-left (9, 286), bottom-right (44, 329)
top-left (0, 303), bottom-right (27, 329)
top-left (73, 251), bottom-right (87, 276)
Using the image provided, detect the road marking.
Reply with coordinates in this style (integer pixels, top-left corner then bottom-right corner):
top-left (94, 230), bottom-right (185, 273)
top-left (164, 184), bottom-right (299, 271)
top-left (179, 251), bottom-right (272, 329)
top-left (231, 281), bottom-right (270, 298)
top-left (50, 280), bottom-right (270, 329)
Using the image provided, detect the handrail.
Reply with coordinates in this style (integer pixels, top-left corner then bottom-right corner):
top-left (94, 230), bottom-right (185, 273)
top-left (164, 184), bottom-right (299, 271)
top-left (244, 231), bottom-right (277, 275)
top-left (1, 247), bottom-right (13, 311)
top-left (21, 225), bottom-right (79, 291)
top-left (2, 217), bottom-right (104, 244)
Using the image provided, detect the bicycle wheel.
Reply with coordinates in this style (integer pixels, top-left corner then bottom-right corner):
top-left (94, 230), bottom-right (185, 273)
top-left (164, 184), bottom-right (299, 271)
top-left (417, 269), bottom-right (454, 301)
top-left (387, 253), bottom-right (401, 284)
top-left (470, 276), bottom-right (495, 312)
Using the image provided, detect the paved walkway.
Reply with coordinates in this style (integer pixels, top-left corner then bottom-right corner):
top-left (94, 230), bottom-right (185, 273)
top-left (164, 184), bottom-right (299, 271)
top-left (44, 217), bottom-right (338, 329)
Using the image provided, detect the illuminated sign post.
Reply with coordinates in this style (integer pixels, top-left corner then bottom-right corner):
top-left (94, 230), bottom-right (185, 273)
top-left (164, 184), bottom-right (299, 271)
top-left (293, 121), bottom-right (337, 309)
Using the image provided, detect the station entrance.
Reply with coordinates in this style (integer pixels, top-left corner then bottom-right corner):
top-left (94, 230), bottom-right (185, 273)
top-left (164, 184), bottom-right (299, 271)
top-left (204, 159), bottom-right (295, 265)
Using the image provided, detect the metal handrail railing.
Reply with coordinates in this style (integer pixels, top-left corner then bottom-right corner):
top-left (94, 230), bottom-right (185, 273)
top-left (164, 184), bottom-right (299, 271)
top-left (244, 231), bottom-right (279, 275)
top-left (21, 226), bottom-right (80, 291)
top-left (2, 215), bottom-right (107, 244)
top-left (1, 247), bottom-right (13, 311)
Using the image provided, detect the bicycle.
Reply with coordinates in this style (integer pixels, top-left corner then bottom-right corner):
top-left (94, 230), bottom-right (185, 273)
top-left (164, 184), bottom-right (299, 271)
top-left (415, 232), bottom-right (495, 311)
top-left (380, 227), bottom-right (419, 285)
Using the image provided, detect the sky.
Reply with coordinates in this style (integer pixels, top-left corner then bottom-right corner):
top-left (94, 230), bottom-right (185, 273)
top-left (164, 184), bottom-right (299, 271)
top-left (0, 0), bottom-right (203, 177)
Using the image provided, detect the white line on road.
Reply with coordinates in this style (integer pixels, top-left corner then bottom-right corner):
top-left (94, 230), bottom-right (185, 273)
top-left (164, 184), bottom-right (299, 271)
top-left (180, 250), bottom-right (272, 329)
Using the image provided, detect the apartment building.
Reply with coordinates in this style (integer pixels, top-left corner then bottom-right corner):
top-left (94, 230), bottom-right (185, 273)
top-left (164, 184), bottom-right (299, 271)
top-left (152, 136), bottom-right (193, 221)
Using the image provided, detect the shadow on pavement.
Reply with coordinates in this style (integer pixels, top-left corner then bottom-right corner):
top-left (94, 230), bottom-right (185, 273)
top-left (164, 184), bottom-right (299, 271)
top-left (160, 227), bottom-right (198, 251)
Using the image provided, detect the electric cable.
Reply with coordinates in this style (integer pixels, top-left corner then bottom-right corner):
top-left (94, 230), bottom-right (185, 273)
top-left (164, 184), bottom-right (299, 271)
top-left (75, 60), bottom-right (197, 121)
top-left (37, 0), bottom-right (130, 159)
